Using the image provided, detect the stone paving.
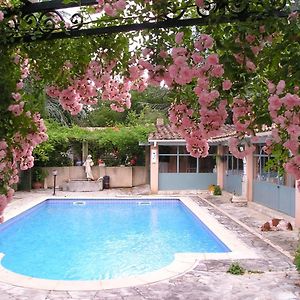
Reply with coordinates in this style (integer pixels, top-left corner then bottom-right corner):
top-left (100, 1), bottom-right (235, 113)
top-left (0, 187), bottom-right (299, 300)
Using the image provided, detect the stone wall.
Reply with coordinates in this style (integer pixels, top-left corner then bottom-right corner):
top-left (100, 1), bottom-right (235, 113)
top-left (43, 166), bottom-right (148, 189)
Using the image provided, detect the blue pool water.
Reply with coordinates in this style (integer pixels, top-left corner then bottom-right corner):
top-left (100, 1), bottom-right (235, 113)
top-left (0, 199), bottom-right (230, 280)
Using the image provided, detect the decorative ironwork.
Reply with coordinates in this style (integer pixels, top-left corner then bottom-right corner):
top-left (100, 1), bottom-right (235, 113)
top-left (0, 0), bottom-right (294, 44)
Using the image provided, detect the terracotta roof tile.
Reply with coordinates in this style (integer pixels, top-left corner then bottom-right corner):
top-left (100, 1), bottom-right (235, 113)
top-left (148, 124), bottom-right (236, 141)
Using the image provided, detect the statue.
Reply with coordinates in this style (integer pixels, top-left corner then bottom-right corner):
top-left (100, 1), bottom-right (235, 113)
top-left (83, 154), bottom-right (94, 180)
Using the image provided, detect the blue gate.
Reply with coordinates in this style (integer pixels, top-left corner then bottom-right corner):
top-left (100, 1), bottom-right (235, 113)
top-left (253, 180), bottom-right (295, 217)
top-left (223, 174), bottom-right (243, 195)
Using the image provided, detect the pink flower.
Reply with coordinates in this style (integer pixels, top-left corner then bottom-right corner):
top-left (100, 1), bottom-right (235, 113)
top-left (191, 53), bottom-right (203, 64)
top-left (12, 92), bottom-right (21, 101)
top-left (276, 80), bottom-right (285, 95)
top-left (104, 3), bottom-right (117, 16)
top-left (268, 95), bottom-right (281, 111)
top-left (233, 53), bottom-right (244, 65)
top-left (159, 50), bottom-right (168, 58)
top-left (282, 93), bottom-right (300, 109)
top-left (142, 48), bottom-right (151, 57)
top-left (195, 0), bottom-right (205, 8)
top-left (114, 0), bottom-right (126, 10)
top-left (245, 34), bottom-right (256, 44)
top-left (8, 102), bottom-right (24, 116)
top-left (283, 140), bottom-right (299, 155)
top-left (175, 32), bottom-right (184, 44)
top-left (186, 137), bottom-right (209, 158)
top-left (246, 60), bottom-right (256, 72)
top-left (206, 54), bottom-right (219, 66)
top-left (251, 46), bottom-right (261, 56)
top-left (222, 80), bottom-right (232, 91)
top-left (210, 65), bottom-right (224, 77)
top-left (267, 81), bottom-right (276, 94)
top-left (0, 11), bottom-right (4, 22)
top-left (0, 141), bottom-right (7, 150)
top-left (16, 81), bottom-right (24, 90)
top-left (14, 55), bottom-right (20, 65)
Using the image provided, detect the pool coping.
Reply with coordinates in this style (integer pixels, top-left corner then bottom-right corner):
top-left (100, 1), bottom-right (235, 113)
top-left (0, 196), bottom-right (259, 291)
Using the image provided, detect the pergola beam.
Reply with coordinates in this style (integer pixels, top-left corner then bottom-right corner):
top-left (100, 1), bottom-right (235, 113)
top-left (1, 0), bottom-right (296, 45)
top-left (20, 0), bottom-right (97, 13)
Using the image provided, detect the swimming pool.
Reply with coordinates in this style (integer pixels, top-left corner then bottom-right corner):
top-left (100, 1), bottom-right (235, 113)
top-left (0, 199), bottom-right (230, 281)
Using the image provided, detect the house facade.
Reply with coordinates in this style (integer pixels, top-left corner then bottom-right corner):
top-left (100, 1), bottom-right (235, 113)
top-left (148, 121), bottom-right (300, 228)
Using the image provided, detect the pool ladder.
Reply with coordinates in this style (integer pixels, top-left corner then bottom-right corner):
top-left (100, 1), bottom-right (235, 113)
top-left (137, 201), bottom-right (151, 205)
top-left (73, 201), bottom-right (86, 206)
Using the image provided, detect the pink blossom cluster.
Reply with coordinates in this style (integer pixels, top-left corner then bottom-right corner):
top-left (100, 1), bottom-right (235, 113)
top-left (228, 137), bottom-right (255, 160)
top-left (233, 26), bottom-right (273, 73)
top-left (232, 98), bottom-right (253, 134)
top-left (265, 80), bottom-right (300, 180)
top-left (0, 53), bottom-right (48, 221)
top-left (195, 0), bottom-right (205, 8)
top-left (227, 98), bottom-right (258, 159)
top-left (136, 33), bottom-right (230, 157)
top-left (46, 59), bottom-right (137, 114)
top-left (97, 0), bottom-right (126, 16)
top-left (0, 11), bottom-right (4, 22)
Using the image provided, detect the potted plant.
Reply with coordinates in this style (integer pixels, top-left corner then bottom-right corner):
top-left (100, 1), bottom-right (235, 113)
top-left (208, 184), bottom-right (215, 195)
top-left (32, 167), bottom-right (48, 189)
top-left (213, 185), bottom-right (222, 196)
top-left (208, 184), bottom-right (222, 195)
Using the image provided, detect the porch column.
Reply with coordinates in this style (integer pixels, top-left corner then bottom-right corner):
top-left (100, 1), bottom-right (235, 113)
top-left (246, 149), bottom-right (255, 202)
top-left (295, 181), bottom-right (300, 229)
top-left (217, 145), bottom-right (225, 189)
top-left (150, 144), bottom-right (159, 194)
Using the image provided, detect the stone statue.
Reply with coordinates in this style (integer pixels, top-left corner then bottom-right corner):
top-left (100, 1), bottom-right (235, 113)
top-left (83, 154), bottom-right (94, 180)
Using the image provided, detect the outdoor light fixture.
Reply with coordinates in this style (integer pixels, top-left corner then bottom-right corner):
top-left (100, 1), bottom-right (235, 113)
top-left (52, 169), bottom-right (58, 196)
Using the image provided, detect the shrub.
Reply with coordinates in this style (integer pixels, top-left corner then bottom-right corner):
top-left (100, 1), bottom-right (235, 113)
top-left (32, 167), bottom-right (48, 183)
top-left (295, 242), bottom-right (300, 272)
top-left (213, 185), bottom-right (222, 195)
top-left (227, 262), bottom-right (245, 275)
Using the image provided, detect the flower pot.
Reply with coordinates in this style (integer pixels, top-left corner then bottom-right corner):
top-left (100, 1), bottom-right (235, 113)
top-left (32, 181), bottom-right (43, 189)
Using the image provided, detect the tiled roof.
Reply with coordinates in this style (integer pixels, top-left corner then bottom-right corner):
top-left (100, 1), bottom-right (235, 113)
top-left (148, 124), bottom-right (182, 140)
top-left (148, 124), bottom-right (236, 141)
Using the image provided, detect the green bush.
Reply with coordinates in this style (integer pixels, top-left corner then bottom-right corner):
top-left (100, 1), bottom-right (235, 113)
top-left (227, 262), bottom-right (245, 275)
top-left (295, 243), bottom-right (300, 272)
top-left (32, 167), bottom-right (48, 183)
top-left (213, 185), bottom-right (222, 195)
top-left (33, 121), bottom-right (153, 167)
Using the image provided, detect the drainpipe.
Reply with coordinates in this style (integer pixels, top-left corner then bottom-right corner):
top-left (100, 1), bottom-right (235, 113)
top-left (150, 144), bottom-right (159, 194)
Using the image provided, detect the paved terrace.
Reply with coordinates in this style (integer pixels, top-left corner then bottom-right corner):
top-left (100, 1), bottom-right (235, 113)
top-left (0, 186), bottom-right (299, 300)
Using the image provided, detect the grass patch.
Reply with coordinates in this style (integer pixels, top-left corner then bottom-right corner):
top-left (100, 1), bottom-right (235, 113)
top-left (295, 242), bottom-right (300, 272)
top-left (227, 262), bottom-right (245, 275)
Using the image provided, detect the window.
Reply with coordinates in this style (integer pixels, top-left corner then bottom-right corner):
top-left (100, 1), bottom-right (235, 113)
top-left (254, 144), bottom-right (284, 184)
top-left (224, 147), bottom-right (244, 175)
top-left (179, 156), bottom-right (197, 173)
top-left (199, 156), bottom-right (216, 173)
top-left (159, 145), bottom-right (216, 173)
